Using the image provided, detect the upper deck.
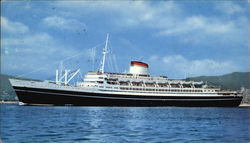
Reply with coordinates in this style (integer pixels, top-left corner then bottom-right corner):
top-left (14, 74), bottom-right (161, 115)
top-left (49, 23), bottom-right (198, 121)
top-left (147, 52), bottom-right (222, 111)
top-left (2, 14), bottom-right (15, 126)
top-left (84, 71), bottom-right (204, 85)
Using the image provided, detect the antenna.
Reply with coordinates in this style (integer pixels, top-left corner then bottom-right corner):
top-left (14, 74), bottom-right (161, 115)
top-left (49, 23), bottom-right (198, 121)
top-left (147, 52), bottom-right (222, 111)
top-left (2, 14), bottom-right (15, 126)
top-left (100, 33), bottom-right (109, 73)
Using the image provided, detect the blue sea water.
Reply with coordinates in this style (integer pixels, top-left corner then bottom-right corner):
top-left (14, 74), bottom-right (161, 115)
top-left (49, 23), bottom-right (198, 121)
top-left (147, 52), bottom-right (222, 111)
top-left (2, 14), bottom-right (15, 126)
top-left (0, 104), bottom-right (249, 143)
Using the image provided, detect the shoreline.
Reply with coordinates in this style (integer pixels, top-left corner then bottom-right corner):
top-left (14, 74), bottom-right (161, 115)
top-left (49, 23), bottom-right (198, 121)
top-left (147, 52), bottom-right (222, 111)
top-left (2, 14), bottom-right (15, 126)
top-left (0, 101), bottom-right (18, 104)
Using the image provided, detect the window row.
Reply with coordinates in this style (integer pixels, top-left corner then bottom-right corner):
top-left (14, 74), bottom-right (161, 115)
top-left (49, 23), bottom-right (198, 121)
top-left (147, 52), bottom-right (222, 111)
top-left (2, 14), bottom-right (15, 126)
top-left (120, 87), bottom-right (203, 92)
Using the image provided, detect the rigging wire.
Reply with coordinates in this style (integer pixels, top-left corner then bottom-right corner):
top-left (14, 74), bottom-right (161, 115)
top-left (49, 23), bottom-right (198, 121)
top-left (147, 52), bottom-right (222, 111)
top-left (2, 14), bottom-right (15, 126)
top-left (108, 42), bottom-right (115, 72)
top-left (108, 40), bottom-right (119, 73)
top-left (17, 41), bottom-right (105, 78)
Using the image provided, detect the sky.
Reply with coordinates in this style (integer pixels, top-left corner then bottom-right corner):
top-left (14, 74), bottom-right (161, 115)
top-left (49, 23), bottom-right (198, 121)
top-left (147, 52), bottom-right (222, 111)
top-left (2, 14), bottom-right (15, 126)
top-left (1, 0), bottom-right (250, 80)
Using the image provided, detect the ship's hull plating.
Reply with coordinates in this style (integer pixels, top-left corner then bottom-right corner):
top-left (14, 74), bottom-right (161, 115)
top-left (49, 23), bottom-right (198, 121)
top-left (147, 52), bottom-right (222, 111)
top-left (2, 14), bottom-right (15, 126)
top-left (13, 86), bottom-right (242, 107)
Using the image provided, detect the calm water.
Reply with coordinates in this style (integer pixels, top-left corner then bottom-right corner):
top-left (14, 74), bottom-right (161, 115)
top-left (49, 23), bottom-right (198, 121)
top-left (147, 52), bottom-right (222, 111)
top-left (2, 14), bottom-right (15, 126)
top-left (0, 104), bottom-right (249, 143)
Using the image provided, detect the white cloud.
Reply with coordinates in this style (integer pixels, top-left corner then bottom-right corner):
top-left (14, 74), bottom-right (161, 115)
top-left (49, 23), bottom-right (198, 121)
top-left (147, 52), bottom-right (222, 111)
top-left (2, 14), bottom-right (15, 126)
top-left (42, 15), bottom-right (86, 31)
top-left (1, 18), bottom-right (80, 77)
top-left (159, 14), bottom-right (247, 46)
top-left (2, 31), bottom-right (97, 78)
top-left (53, 1), bottom-right (180, 28)
top-left (56, 1), bottom-right (239, 36)
top-left (214, 1), bottom-right (244, 15)
top-left (2, 33), bottom-right (72, 66)
top-left (52, 1), bottom-right (247, 45)
top-left (1, 15), bottom-right (92, 79)
top-left (158, 15), bottom-right (236, 38)
top-left (1, 16), bottom-right (29, 34)
top-left (2, 33), bottom-right (53, 47)
top-left (148, 55), bottom-right (239, 78)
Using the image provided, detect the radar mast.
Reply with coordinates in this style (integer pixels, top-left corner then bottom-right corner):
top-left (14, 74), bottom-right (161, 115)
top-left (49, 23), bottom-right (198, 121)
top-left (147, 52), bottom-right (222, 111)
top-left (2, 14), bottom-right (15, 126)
top-left (100, 33), bottom-right (109, 73)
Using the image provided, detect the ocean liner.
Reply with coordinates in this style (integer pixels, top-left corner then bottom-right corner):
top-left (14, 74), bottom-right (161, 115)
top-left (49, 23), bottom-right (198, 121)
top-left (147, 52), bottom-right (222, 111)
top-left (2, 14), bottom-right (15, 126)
top-left (9, 35), bottom-right (242, 107)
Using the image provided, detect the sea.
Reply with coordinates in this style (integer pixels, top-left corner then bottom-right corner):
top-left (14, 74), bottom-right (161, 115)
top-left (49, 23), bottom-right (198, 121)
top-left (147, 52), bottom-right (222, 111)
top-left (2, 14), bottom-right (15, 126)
top-left (0, 104), bottom-right (249, 143)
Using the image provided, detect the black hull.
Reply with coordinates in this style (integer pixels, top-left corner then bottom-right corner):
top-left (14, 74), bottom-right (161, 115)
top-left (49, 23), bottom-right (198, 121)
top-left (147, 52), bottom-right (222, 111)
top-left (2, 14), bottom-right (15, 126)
top-left (13, 86), bottom-right (242, 107)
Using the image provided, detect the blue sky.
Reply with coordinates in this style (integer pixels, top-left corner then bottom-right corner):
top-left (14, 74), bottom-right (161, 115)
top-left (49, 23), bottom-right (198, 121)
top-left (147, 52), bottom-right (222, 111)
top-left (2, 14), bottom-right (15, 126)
top-left (1, 1), bottom-right (249, 80)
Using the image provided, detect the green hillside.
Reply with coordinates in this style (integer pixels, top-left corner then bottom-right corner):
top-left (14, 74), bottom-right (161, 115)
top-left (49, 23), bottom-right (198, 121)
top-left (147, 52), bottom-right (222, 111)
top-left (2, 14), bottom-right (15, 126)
top-left (186, 72), bottom-right (250, 90)
top-left (0, 74), bottom-right (17, 101)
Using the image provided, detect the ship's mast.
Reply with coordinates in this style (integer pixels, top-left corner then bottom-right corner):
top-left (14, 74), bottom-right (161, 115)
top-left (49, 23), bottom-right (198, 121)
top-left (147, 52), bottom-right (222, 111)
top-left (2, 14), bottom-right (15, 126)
top-left (100, 33), bottom-right (109, 73)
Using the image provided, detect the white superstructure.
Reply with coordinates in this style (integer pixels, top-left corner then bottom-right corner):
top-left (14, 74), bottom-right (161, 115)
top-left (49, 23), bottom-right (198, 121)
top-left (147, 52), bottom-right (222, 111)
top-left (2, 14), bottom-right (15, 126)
top-left (75, 69), bottom-right (227, 96)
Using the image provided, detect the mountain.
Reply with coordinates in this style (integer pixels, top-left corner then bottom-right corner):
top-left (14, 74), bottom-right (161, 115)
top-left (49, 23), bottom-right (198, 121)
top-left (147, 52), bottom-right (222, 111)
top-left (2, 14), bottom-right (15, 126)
top-left (0, 74), bottom-right (17, 101)
top-left (186, 72), bottom-right (250, 90)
